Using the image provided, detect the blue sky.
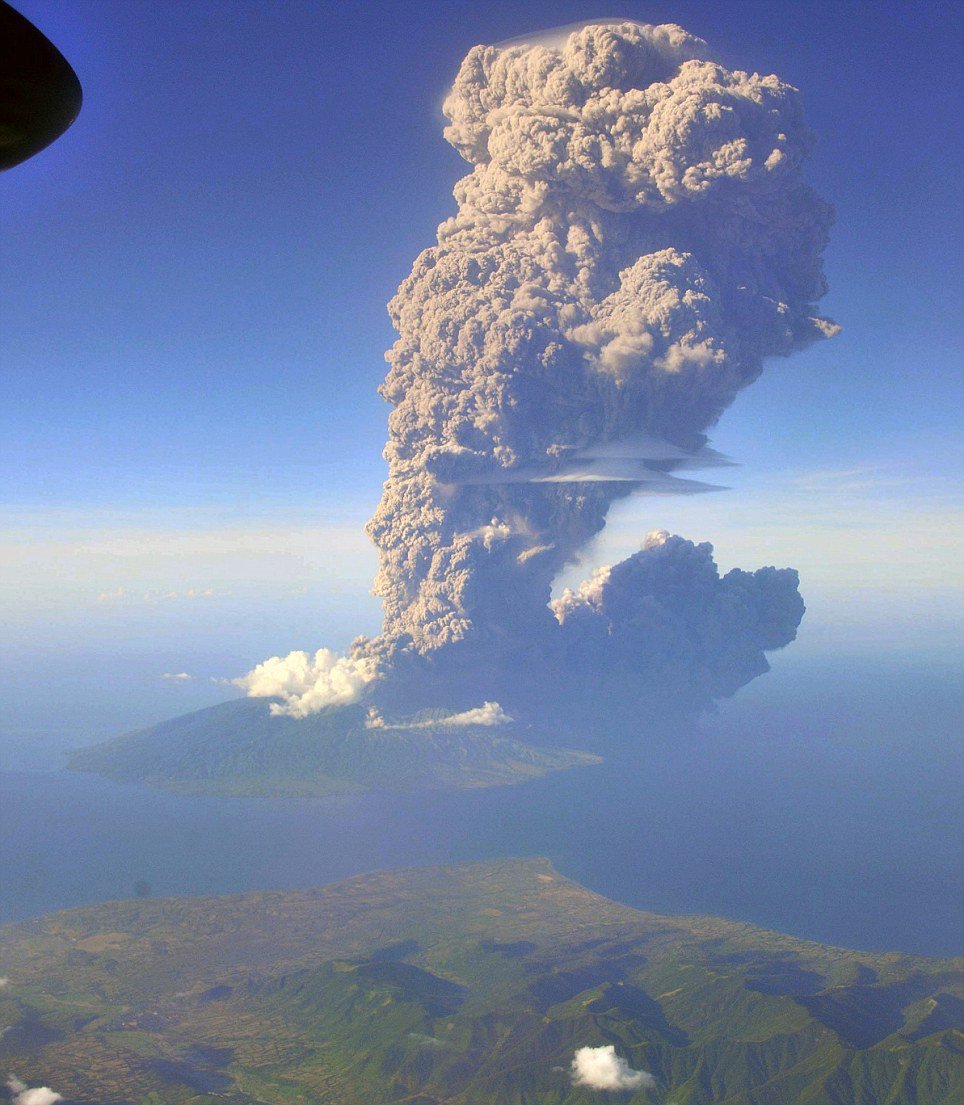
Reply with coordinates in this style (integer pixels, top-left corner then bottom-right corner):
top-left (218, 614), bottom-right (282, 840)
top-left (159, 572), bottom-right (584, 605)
top-left (2, 0), bottom-right (962, 733)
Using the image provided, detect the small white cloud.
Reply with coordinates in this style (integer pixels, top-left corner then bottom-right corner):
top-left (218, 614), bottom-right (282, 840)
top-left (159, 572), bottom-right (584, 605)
top-left (571, 1045), bottom-right (655, 1092)
top-left (445, 701), bottom-right (513, 726)
top-left (0, 976), bottom-right (9, 987)
top-left (161, 672), bottom-right (194, 682)
top-left (407, 1031), bottom-right (449, 1048)
top-left (96, 586), bottom-right (126, 603)
top-left (6, 1076), bottom-right (63, 1105)
top-left (235, 648), bottom-right (379, 719)
top-left (365, 701), bottom-right (512, 730)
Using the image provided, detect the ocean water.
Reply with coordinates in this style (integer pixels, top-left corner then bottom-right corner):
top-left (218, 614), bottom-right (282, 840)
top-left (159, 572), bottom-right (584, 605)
top-left (1, 654), bottom-right (961, 957)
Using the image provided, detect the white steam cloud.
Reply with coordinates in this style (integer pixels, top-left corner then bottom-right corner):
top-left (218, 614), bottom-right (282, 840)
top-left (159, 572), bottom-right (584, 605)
top-left (235, 649), bottom-right (378, 719)
top-left (366, 701), bottom-right (512, 729)
top-left (446, 701), bottom-right (513, 726)
top-left (5, 1077), bottom-right (63, 1105)
top-left (571, 1045), bottom-right (655, 1092)
top-left (238, 19), bottom-right (830, 720)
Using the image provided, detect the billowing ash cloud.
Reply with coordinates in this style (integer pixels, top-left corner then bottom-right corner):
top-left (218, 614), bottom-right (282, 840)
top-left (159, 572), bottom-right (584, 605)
top-left (5, 1077), bottom-right (63, 1105)
top-left (571, 1045), bottom-right (655, 1091)
top-left (552, 530), bottom-right (803, 702)
top-left (239, 20), bottom-right (830, 721)
top-left (366, 19), bottom-right (834, 657)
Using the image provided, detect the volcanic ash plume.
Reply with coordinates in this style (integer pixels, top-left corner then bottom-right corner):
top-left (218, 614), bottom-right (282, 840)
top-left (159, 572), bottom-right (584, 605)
top-left (239, 20), bottom-right (834, 719)
top-left (366, 19), bottom-right (836, 661)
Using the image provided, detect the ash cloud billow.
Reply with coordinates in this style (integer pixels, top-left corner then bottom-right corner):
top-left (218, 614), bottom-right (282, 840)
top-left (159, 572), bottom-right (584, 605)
top-left (240, 20), bottom-right (834, 727)
top-left (367, 19), bottom-right (833, 656)
top-left (552, 529), bottom-right (804, 707)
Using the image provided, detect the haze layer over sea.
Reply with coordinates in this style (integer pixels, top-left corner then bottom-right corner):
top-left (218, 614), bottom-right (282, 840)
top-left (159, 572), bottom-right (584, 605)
top-left (2, 648), bottom-right (960, 958)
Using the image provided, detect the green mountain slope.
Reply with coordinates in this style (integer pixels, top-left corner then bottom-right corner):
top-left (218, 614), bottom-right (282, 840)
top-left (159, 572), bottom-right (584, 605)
top-left (1, 858), bottom-right (961, 1104)
top-left (68, 698), bottom-right (601, 796)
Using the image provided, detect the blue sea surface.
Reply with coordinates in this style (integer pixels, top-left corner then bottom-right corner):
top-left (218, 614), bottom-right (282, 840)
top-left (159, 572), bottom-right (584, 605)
top-left (1, 654), bottom-right (961, 957)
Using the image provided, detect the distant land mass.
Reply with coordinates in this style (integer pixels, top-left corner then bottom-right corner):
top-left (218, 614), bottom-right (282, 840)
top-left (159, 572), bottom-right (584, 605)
top-left (1, 858), bottom-right (961, 1104)
top-left (68, 698), bottom-right (601, 797)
